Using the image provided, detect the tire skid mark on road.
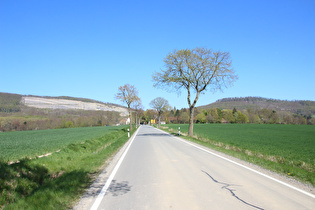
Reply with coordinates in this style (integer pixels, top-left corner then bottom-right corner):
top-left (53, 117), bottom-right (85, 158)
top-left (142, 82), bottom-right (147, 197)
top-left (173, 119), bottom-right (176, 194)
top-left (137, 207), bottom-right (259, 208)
top-left (202, 170), bottom-right (264, 210)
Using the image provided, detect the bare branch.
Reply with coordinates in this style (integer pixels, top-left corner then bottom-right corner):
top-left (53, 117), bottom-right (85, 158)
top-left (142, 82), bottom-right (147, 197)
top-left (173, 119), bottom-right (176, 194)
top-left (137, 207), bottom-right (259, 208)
top-left (115, 84), bottom-right (140, 131)
top-left (152, 47), bottom-right (238, 136)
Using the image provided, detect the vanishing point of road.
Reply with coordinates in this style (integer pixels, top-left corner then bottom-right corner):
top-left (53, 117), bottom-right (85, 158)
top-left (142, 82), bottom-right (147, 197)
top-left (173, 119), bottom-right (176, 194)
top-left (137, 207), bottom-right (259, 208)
top-left (77, 125), bottom-right (315, 210)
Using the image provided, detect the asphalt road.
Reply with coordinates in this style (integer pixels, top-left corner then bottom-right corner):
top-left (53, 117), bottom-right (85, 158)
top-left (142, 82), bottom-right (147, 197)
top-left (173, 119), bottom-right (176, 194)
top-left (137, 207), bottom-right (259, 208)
top-left (86, 125), bottom-right (315, 210)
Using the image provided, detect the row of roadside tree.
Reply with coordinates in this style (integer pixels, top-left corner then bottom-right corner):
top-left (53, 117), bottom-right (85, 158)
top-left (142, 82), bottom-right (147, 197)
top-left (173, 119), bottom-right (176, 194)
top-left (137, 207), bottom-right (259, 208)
top-left (139, 107), bottom-right (313, 125)
top-left (171, 107), bottom-right (312, 125)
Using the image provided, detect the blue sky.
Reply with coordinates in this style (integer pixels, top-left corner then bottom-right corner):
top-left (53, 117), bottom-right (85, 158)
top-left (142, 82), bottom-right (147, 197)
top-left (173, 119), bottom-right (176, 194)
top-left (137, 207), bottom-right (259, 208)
top-left (1, 0), bottom-right (314, 109)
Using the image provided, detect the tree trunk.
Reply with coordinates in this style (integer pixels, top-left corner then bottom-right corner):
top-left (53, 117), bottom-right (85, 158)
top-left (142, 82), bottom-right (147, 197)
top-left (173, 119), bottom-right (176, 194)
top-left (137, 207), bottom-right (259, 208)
top-left (158, 115), bottom-right (161, 128)
top-left (135, 112), bottom-right (138, 128)
top-left (188, 106), bottom-right (194, 136)
top-left (128, 107), bottom-right (132, 131)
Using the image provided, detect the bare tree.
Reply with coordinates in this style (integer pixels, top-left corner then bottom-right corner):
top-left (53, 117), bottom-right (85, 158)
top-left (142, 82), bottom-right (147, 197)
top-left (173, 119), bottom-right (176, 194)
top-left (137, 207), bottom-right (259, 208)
top-left (132, 99), bottom-right (144, 127)
top-left (115, 84), bottom-right (140, 131)
top-left (153, 47), bottom-right (237, 136)
top-left (150, 97), bottom-right (171, 128)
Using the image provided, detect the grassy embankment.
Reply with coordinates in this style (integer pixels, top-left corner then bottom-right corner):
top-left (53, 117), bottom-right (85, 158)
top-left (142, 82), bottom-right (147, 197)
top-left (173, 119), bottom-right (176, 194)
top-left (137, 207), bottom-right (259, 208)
top-left (161, 124), bottom-right (315, 186)
top-left (0, 125), bottom-right (135, 209)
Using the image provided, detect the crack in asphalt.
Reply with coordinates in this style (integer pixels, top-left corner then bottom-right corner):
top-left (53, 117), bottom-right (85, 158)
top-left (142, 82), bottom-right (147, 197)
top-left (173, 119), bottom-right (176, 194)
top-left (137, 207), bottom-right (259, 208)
top-left (202, 170), bottom-right (264, 210)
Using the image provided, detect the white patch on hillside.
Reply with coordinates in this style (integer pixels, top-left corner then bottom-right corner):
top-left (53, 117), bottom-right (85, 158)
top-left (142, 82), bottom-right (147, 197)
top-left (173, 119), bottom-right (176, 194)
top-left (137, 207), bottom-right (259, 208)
top-left (22, 96), bottom-right (128, 116)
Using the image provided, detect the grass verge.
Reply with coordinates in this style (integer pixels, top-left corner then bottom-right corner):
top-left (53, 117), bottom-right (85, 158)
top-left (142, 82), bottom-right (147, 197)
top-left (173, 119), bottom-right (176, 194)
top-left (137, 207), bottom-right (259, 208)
top-left (159, 124), bottom-right (315, 187)
top-left (0, 126), bottom-right (129, 162)
top-left (0, 126), bottom-right (135, 209)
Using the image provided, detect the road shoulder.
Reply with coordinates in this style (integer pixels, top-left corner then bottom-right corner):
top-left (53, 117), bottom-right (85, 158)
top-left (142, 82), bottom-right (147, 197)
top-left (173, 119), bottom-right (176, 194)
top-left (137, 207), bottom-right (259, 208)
top-left (154, 126), bottom-right (315, 197)
top-left (73, 126), bottom-right (141, 210)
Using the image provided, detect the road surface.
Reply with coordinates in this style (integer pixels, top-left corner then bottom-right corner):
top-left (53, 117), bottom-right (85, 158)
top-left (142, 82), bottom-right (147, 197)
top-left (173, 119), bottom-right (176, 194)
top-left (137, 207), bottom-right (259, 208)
top-left (79, 125), bottom-right (315, 210)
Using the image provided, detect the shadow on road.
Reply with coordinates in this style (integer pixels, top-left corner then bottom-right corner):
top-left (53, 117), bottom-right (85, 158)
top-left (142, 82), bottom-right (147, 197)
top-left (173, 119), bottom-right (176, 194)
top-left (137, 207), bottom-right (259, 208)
top-left (137, 133), bottom-right (171, 137)
top-left (107, 180), bottom-right (132, 196)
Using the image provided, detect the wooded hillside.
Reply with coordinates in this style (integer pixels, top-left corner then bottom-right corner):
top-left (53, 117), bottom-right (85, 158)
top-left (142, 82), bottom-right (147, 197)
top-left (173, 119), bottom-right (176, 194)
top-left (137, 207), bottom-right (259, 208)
top-left (198, 97), bottom-right (315, 116)
top-left (0, 92), bottom-right (22, 113)
top-left (160, 97), bottom-right (315, 125)
top-left (0, 92), bottom-right (127, 132)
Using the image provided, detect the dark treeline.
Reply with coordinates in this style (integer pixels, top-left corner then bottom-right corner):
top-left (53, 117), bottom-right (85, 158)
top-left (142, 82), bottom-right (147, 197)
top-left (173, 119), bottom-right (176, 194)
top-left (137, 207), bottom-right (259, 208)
top-left (217, 96), bottom-right (274, 102)
top-left (111, 97), bottom-right (315, 126)
top-left (199, 97), bottom-right (315, 117)
top-left (217, 96), bottom-right (314, 104)
top-left (148, 107), bottom-right (314, 125)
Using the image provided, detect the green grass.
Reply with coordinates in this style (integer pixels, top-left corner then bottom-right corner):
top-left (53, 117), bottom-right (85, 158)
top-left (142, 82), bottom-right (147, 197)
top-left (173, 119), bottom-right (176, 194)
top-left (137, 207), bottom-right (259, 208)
top-left (162, 124), bottom-right (315, 186)
top-left (0, 125), bottom-right (135, 209)
top-left (0, 126), bottom-right (127, 162)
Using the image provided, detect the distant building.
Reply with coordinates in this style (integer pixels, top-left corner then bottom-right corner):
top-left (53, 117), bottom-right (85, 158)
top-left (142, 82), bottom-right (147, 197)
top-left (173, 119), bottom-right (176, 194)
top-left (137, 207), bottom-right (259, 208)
top-left (119, 117), bottom-right (130, 125)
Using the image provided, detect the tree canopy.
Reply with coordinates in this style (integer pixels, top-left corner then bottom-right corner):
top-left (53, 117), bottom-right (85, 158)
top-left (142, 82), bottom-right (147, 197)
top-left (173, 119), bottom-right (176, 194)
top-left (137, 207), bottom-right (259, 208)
top-left (153, 47), bottom-right (237, 136)
top-left (115, 84), bottom-right (140, 131)
top-left (150, 97), bottom-right (170, 127)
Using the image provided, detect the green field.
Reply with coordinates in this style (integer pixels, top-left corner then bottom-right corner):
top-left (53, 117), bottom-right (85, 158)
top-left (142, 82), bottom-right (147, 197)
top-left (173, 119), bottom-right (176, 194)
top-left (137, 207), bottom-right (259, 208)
top-left (163, 124), bottom-right (315, 185)
top-left (0, 126), bottom-right (127, 162)
top-left (0, 125), bottom-right (133, 209)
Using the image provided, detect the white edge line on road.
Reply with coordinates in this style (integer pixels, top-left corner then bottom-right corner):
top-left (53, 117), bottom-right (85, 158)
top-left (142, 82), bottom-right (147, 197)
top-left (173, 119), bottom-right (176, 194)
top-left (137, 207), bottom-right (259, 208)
top-left (155, 127), bottom-right (315, 199)
top-left (90, 126), bottom-right (141, 210)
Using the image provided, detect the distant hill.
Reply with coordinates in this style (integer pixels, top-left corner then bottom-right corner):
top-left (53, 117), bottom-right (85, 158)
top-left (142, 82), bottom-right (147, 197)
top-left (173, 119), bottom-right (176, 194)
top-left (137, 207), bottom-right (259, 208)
top-left (198, 97), bottom-right (315, 117)
top-left (0, 92), bottom-right (22, 113)
top-left (0, 92), bottom-right (128, 115)
top-left (28, 95), bottom-right (127, 109)
top-left (22, 96), bottom-right (128, 116)
top-left (0, 92), bottom-right (129, 131)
